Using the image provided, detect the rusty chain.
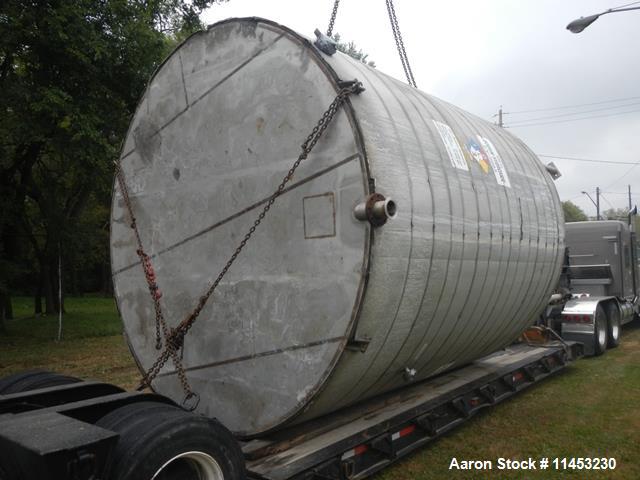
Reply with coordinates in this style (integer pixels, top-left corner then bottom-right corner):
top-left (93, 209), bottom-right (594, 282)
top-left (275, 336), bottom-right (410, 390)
top-left (326, 0), bottom-right (340, 37)
top-left (115, 81), bottom-right (363, 407)
top-left (385, 0), bottom-right (417, 88)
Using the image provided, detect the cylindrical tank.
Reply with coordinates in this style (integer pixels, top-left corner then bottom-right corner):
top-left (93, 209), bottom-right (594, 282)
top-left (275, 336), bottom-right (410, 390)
top-left (110, 18), bottom-right (564, 437)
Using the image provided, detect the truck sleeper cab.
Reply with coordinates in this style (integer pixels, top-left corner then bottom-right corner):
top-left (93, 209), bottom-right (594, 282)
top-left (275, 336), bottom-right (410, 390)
top-left (559, 220), bottom-right (638, 355)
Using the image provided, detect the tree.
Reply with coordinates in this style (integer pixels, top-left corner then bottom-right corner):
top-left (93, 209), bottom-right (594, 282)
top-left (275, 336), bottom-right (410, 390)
top-left (602, 208), bottom-right (630, 221)
top-left (0, 1), bottom-right (226, 319)
top-left (331, 33), bottom-right (376, 67)
top-left (562, 201), bottom-right (588, 223)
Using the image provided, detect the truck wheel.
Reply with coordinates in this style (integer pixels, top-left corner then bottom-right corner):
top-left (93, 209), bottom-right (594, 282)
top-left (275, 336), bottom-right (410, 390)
top-left (593, 305), bottom-right (608, 356)
top-left (97, 402), bottom-right (245, 480)
top-left (604, 302), bottom-right (621, 349)
top-left (0, 370), bottom-right (80, 394)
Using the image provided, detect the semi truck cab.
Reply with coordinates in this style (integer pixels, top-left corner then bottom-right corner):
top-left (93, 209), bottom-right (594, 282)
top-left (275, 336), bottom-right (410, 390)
top-left (556, 220), bottom-right (639, 355)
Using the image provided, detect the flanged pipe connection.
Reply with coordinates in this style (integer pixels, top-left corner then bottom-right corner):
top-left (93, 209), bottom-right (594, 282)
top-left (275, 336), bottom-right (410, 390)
top-left (354, 193), bottom-right (397, 227)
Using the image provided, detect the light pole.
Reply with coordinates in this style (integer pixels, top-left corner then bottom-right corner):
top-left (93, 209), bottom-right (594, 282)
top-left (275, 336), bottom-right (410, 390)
top-left (582, 189), bottom-right (601, 220)
top-left (567, 5), bottom-right (640, 33)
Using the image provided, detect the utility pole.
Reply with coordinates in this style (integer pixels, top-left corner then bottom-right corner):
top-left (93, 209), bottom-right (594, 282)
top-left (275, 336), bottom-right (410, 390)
top-left (628, 184), bottom-right (633, 226)
top-left (498, 106), bottom-right (503, 128)
top-left (596, 186), bottom-right (601, 220)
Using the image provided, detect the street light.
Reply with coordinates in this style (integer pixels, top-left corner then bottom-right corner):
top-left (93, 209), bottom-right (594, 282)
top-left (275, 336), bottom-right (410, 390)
top-left (567, 6), bottom-right (640, 33)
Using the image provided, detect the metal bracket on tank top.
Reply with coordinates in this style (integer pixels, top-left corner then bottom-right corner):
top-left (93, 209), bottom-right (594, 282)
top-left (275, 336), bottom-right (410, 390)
top-left (314, 29), bottom-right (337, 55)
top-left (337, 79), bottom-right (366, 94)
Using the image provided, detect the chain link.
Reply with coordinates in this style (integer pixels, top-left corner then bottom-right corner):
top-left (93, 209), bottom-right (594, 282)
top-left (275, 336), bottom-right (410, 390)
top-left (115, 81), bottom-right (363, 405)
top-left (326, 0), bottom-right (340, 37)
top-left (385, 0), bottom-right (417, 88)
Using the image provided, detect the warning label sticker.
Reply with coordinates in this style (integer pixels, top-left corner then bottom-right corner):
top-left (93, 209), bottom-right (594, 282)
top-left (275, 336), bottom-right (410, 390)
top-left (433, 120), bottom-right (468, 171)
top-left (477, 135), bottom-right (511, 188)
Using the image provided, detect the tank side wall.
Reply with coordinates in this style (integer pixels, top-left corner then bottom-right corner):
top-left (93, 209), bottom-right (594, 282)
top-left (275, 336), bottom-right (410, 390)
top-left (300, 53), bottom-right (564, 419)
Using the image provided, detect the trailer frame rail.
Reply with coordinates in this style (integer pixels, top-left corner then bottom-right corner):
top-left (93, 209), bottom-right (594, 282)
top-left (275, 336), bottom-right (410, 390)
top-left (244, 341), bottom-right (582, 480)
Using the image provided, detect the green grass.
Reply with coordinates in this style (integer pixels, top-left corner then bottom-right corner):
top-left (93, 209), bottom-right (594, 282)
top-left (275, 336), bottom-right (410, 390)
top-left (1, 297), bottom-right (639, 478)
top-left (379, 323), bottom-right (640, 480)
top-left (9, 295), bottom-right (123, 339)
top-left (0, 295), bottom-right (139, 389)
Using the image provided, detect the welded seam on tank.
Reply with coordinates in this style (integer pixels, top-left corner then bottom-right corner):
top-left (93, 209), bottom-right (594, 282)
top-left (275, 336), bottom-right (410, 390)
top-left (470, 127), bottom-right (544, 355)
top-left (489, 136), bottom-right (556, 345)
top-left (178, 51), bottom-right (190, 106)
top-left (156, 336), bottom-right (346, 377)
top-left (455, 125), bottom-right (529, 358)
top-left (405, 98), bottom-right (469, 369)
top-left (190, 34), bottom-right (285, 109)
top-left (118, 33), bottom-right (285, 160)
top-left (511, 135), bottom-right (563, 324)
top-left (450, 122), bottom-right (525, 360)
top-left (112, 153), bottom-right (362, 275)
top-left (436, 115), bottom-right (511, 363)
top-left (413, 105), bottom-right (491, 369)
top-left (367, 86), bottom-right (498, 393)
top-left (404, 99), bottom-right (473, 374)
top-left (490, 137), bottom-right (551, 345)
top-left (489, 138), bottom-right (547, 346)
top-left (353, 81), bottom-right (439, 394)
top-left (424, 106), bottom-right (511, 368)
top-left (384, 90), bottom-right (461, 374)
top-left (377, 92), bottom-right (457, 374)
top-left (326, 64), bottom-right (419, 406)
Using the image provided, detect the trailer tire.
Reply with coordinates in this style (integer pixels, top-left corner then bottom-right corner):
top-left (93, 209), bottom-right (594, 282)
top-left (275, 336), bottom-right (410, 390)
top-left (97, 402), bottom-right (245, 480)
top-left (593, 304), bottom-right (608, 356)
top-left (0, 370), bottom-right (80, 394)
top-left (604, 302), bottom-right (621, 349)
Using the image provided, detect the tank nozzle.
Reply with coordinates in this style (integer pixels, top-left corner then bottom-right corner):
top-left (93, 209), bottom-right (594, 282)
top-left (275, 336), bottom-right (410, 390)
top-left (354, 193), bottom-right (397, 227)
top-left (403, 367), bottom-right (417, 382)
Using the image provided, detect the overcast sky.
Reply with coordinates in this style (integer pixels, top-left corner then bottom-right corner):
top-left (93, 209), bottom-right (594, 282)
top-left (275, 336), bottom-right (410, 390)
top-left (202, 0), bottom-right (640, 217)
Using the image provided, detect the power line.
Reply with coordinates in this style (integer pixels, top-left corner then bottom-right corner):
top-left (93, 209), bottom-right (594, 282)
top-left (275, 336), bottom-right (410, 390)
top-left (600, 193), bottom-right (615, 209)
top-left (508, 101), bottom-right (640, 124)
top-left (503, 95), bottom-right (640, 115)
top-left (603, 160), bottom-right (640, 190)
top-left (506, 107), bottom-right (640, 128)
top-left (537, 154), bottom-right (638, 165)
top-left (612, 1), bottom-right (640, 9)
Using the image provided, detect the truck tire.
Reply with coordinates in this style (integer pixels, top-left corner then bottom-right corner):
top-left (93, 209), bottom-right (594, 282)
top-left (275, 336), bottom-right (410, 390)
top-left (604, 302), bottom-right (621, 349)
top-left (593, 304), bottom-right (608, 356)
top-left (97, 401), bottom-right (245, 480)
top-left (0, 370), bottom-right (80, 394)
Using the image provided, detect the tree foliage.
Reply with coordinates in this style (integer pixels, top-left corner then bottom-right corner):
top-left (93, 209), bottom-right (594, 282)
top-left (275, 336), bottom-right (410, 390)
top-left (602, 208), bottom-right (630, 221)
top-left (562, 201), bottom-right (588, 223)
top-left (331, 33), bottom-right (376, 67)
top-left (0, 0), bottom-right (225, 319)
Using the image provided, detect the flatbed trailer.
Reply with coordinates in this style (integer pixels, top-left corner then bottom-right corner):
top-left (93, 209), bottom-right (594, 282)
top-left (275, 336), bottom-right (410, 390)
top-left (0, 339), bottom-right (582, 480)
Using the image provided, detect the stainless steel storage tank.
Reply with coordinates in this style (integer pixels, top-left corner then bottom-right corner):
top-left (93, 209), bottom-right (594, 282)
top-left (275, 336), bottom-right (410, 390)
top-left (110, 18), bottom-right (564, 436)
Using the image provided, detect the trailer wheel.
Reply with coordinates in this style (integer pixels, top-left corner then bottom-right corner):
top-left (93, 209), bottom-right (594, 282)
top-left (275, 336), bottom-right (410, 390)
top-left (593, 304), bottom-right (608, 356)
top-left (0, 370), bottom-right (80, 394)
top-left (604, 302), bottom-right (621, 349)
top-left (97, 402), bottom-right (245, 480)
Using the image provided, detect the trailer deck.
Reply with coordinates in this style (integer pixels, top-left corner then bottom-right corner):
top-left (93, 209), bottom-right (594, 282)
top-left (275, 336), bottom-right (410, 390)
top-left (243, 341), bottom-right (582, 480)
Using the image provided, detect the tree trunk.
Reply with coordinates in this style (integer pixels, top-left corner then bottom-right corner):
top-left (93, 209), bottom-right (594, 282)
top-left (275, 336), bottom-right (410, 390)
top-left (102, 261), bottom-right (113, 296)
top-left (35, 279), bottom-right (43, 315)
top-left (43, 263), bottom-right (55, 314)
top-left (0, 292), bottom-right (7, 334)
top-left (70, 264), bottom-right (78, 296)
top-left (2, 293), bottom-right (12, 320)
